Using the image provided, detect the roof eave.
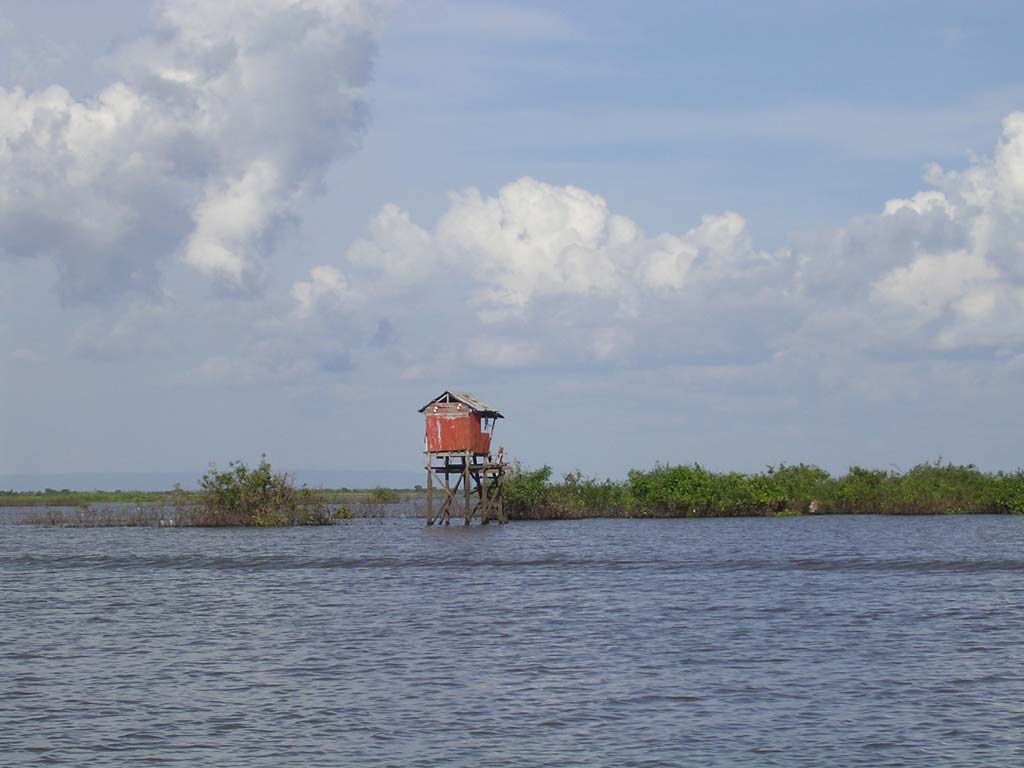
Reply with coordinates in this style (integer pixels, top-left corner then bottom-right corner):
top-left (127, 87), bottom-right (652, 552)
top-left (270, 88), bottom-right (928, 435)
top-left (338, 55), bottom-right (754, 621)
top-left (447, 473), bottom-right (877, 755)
top-left (418, 390), bottom-right (504, 418)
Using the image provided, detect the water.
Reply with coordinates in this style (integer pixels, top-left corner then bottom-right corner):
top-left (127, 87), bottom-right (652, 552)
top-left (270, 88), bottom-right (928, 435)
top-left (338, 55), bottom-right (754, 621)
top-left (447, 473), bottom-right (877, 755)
top-left (2, 515), bottom-right (1023, 766)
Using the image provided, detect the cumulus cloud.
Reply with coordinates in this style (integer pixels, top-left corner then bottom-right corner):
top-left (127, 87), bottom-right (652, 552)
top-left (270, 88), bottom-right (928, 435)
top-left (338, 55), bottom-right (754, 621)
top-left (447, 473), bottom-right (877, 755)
top-left (292, 113), bottom-right (1024, 378)
top-left (291, 265), bottom-right (354, 319)
top-left (307, 176), bottom-right (780, 324)
top-left (346, 203), bottom-right (434, 288)
top-left (436, 179), bottom-right (778, 319)
top-left (287, 176), bottom-right (796, 381)
top-left (802, 111), bottom-right (1024, 354)
top-left (871, 249), bottom-right (997, 324)
top-left (0, 0), bottom-right (387, 300)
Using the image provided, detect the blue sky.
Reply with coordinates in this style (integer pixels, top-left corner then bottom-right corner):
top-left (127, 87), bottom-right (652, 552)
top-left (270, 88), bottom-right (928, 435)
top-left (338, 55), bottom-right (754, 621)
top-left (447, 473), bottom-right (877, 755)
top-left (2, 0), bottom-right (1024, 484)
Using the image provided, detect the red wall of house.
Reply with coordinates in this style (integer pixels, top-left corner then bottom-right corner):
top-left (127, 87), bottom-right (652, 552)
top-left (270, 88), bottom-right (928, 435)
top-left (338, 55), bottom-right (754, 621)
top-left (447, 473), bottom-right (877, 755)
top-left (425, 412), bottom-right (492, 454)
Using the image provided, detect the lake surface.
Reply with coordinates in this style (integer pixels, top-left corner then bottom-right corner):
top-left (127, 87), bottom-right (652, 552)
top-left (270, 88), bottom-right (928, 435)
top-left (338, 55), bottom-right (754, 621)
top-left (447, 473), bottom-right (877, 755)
top-left (2, 514), bottom-right (1023, 766)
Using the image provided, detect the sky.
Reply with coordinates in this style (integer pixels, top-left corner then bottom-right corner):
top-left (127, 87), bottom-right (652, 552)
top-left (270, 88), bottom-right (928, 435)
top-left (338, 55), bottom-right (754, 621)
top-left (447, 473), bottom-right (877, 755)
top-left (2, 0), bottom-right (1024, 486)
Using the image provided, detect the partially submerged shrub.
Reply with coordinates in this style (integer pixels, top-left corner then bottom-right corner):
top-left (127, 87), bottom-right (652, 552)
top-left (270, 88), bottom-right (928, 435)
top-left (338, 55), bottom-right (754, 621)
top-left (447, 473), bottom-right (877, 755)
top-left (176, 457), bottom-right (333, 526)
top-left (505, 459), bottom-right (1024, 519)
top-left (504, 463), bottom-right (557, 519)
top-left (368, 487), bottom-right (400, 504)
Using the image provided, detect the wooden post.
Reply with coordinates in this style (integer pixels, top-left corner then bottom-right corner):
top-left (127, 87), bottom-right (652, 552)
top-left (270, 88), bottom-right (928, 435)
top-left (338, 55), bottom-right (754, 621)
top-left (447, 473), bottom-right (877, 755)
top-left (480, 471), bottom-right (489, 525)
top-left (425, 459), bottom-right (433, 526)
top-left (463, 454), bottom-right (471, 525)
top-left (443, 456), bottom-right (451, 525)
top-left (498, 468), bottom-right (507, 524)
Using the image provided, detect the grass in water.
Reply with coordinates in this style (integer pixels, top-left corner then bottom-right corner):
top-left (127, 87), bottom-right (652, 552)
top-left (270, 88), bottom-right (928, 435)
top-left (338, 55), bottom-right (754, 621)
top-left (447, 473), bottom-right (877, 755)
top-left (15, 458), bottom-right (354, 527)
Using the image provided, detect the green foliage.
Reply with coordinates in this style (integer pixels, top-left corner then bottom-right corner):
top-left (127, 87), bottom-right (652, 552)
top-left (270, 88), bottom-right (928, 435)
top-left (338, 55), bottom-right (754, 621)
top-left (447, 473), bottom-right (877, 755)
top-left (626, 464), bottom-right (785, 517)
top-left (0, 489), bottom-right (170, 508)
top-left (769, 508), bottom-right (803, 518)
top-left (503, 463), bottom-right (555, 518)
top-left (332, 505), bottom-right (354, 520)
top-left (993, 471), bottom-right (1024, 514)
top-left (765, 464), bottom-right (832, 513)
top-left (504, 465), bottom-right (629, 520)
top-left (368, 487), bottom-right (400, 504)
top-left (505, 460), bottom-right (1024, 520)
top-left (831, 466), bottom-right (889, 514)
top-left (12, 458), bottom-right (1024, 523)
top-left (179, 456), bottom-right (333, 526)
top-left (560, 471), bottom-right (630, 517)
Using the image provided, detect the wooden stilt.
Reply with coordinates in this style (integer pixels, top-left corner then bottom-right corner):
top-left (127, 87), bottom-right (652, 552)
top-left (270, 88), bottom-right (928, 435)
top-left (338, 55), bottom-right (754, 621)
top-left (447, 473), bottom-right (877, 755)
top-left (479, 472), bottom-right (489, 525)
top-left (425, 463), bottom-right (433, 525)
top-left (498, 474), bottom-right (506, 524)
top-left (443, 456), bottom-right (451, 525)
top-left (422, 451), bottom-right (507, 525)
top-left (463, 454), bottom-right (471, 525)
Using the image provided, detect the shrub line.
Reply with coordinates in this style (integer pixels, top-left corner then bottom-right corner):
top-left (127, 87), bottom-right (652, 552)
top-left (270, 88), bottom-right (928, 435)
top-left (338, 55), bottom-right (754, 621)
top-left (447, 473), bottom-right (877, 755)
top-left (504, 461), bottom-right (1024, 520)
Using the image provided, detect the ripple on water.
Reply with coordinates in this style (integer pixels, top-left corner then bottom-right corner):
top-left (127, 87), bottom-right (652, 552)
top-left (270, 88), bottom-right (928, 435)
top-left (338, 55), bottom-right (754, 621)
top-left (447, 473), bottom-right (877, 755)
top-left (1, 515), bottom-right (1023, 767)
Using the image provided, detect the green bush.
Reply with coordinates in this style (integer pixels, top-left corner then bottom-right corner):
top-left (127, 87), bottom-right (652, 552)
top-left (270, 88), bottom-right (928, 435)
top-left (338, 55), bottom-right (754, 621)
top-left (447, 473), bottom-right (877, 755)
top-left (369, 487), bottom-right (400, 504)
top-left (178, 456), bottom-right (334, 526)
top-left (764, 464), bottom-right (832, 513)
top-left (993, 471), bottom-right (1024, 514)
top-left (503, 460), bottom-right (1024, 519)
top-left (626, 464), bottom-right (780, 517)
top-left (504, 463), bottom-right (555, 518)
top-left (560, 471), bottom-right (629, 517)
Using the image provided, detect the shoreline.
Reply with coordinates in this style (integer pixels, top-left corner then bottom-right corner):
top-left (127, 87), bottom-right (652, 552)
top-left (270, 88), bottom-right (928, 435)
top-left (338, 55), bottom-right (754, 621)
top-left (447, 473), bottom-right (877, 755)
top-left (0, 487), bottom-right (422, 508)
top-left (5, 460), bottom-right (1024, 522)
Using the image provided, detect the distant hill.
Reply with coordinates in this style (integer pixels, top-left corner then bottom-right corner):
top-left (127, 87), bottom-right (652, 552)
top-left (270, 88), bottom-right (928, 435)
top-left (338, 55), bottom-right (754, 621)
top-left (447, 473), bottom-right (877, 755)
top-left (0, 469), bottom-right (423, 493)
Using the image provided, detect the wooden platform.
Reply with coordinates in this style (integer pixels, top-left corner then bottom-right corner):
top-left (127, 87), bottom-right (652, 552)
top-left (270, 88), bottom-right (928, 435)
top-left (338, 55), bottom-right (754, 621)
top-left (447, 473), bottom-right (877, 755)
top-left (425, 453), bottom-right (508, 525)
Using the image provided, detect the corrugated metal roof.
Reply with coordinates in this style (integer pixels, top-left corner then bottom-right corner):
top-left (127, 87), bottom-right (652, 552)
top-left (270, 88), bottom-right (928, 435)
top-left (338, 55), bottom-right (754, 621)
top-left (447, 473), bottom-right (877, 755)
top-left (418, 390), bottom-right (504, 417)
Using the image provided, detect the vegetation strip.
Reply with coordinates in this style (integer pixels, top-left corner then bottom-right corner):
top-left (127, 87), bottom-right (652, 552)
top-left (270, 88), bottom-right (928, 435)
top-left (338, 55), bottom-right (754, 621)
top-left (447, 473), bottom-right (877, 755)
top-left (504, 462), bottom-right (1024, 519)
top-left (2, 458), bottom-right (412, 526)
top-left (9, 460), bottom-right (1024, 524)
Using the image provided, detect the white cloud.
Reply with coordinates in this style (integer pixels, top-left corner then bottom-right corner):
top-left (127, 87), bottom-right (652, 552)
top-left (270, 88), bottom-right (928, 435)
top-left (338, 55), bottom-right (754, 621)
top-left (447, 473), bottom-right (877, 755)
top-left (184, 160), bottom-right (283, 285)
top-left (306, 176), bottom-right (776, 325)
top-left (346, 203), bottom-right (433, 287)
top-left (0, 0), bottom-right (387, 300)
top-left (289, 176), bottom-right (792, 378)
top-left (435, 179), bottom-right (627, 314)
top-left (935, 285), bottom-right (1024, 351)
top-left (467, 336), bottom-right (541, 368)
top-left (589, 327), bottom-right (632, 362)
top-left (872, 249), bottom-right (998, 323)
top-left (883, 190), bottom-right (955, 218)
top-left (932, 112), bottom-right (1024, 211)
top-left (290, 112), bottom-right (1024, 378)
top-left (291, 265), bottom-right (355, 319)
top-left (842, 112), bottom-right (1024, 351)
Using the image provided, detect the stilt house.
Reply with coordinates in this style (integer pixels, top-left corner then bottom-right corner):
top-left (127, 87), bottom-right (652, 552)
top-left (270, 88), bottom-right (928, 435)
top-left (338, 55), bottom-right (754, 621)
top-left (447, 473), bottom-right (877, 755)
top-left (419, 390), bottom-right (503, 456)
top-left (418, 391), bottom-right (507, 525)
